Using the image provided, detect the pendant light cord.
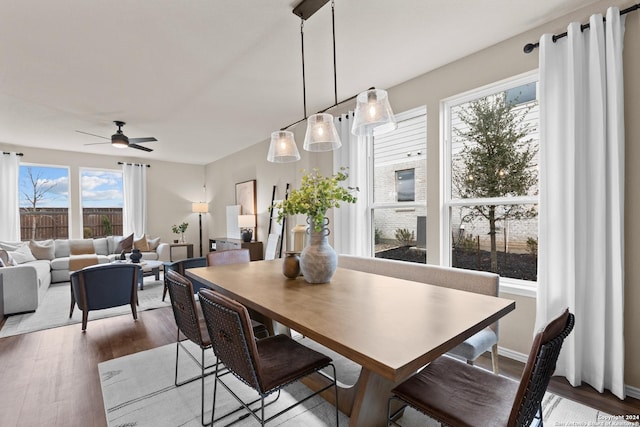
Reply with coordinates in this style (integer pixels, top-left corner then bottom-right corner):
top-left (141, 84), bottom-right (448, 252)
top-left (300, 19), bottom-right (308, 119)
top-left (331, 0), bottom-right (338, 106)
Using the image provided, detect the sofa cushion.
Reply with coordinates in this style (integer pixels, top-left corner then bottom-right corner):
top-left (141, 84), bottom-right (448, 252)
top-left (55, 239), bottom-right (70, 258)
top-left (69, 239), bottom-right (96, 255)
top-left (29, 239), bottom-right (55, 260)
top-left (134, 234), bottom-right (150, 252)
top-left (0, 240), bottom-right (22, 251)
top-left (147, 236), bottom-right (161, 251)
top-left (94, 237), bottom-right (109, 256)
top-left (115, 234), bottom-right (134, 253)
top-left (8, 243), bottom-right (37, 264)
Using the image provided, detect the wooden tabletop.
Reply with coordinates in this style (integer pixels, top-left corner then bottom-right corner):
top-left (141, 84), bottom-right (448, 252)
top-left (187, 259), bottom-right (515, 382)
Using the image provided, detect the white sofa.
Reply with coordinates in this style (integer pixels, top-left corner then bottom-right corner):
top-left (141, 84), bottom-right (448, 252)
top-left (338, 254), bottom-right (502, 371)
top-left (0, 236), bottom-right (170, 315)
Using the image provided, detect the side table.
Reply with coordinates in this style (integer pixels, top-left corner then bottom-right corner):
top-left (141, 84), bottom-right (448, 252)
top-left (169, 243), bottom-right (194, 261)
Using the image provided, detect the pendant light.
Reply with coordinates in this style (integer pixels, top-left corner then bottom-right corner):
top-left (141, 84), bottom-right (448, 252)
top-left (267, 130), bottom-right (300, 163)
top-left (351, 88), bottom-right (397, 136)
top-left (303, 113), bottom-right (341, 151)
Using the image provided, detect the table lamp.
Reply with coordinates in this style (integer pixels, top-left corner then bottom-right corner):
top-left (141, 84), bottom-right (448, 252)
top-left (238, 214), bottom-right (256, 242)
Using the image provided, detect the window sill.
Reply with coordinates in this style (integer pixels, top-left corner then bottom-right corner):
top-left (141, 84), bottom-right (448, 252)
top-left (499, 277), bottom-right (537, 298)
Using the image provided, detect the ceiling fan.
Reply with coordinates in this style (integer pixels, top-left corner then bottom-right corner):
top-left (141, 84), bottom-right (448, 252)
top-left (78, 121), bottom-right (157, 152)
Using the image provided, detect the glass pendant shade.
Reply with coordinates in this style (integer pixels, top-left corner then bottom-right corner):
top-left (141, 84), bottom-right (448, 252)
top-left (351, 88), bottom-right (397, 136)
top-left (267, 130), bottom-right (300, 163)
top-left (303, 113), bottom-right (342, 152)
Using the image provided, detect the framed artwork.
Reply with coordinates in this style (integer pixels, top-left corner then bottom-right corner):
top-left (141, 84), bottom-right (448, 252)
top-left (235, 179), bottom-right (257, 215)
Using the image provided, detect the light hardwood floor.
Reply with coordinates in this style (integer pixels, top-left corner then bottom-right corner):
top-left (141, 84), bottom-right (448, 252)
top-left (0, 306), bottom-right (638, 426)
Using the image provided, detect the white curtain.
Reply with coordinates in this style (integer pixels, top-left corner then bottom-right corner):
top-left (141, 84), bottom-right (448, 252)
top-left (332, 112), bottom-right (370, 256)
top-left (537, 7), bottom-right (625, 399)
top-left (0, 153), bottom-right (21, 241)
top-left (122, 163), bottom-right (147, 237)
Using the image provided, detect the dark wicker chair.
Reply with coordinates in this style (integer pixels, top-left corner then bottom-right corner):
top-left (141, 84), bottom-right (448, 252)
top-left (164, 269), bottom-right (216, 426)
top-left (162, 256), bottom-right (207, 301)
top-left (198, 288), bottom-right (340, 426)
top-left (387, 308), bottom-right (574, 427)
top-left (69, 263), bottom-right (140, 331)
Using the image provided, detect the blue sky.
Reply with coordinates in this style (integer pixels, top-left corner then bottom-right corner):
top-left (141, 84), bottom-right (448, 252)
top-left (19, 165), bottom-right (123, 208)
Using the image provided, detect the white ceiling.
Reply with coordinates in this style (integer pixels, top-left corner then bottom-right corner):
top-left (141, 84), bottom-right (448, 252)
top-left (0, 0), bottom-right (599, 165)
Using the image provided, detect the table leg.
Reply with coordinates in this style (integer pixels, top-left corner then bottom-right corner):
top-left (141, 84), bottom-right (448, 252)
top-left (301, 366), bottom-right (404, 427)
top-left (138, 270), bottom-right (144, 290)
top-left (153, 266), bottom-right (160, 281)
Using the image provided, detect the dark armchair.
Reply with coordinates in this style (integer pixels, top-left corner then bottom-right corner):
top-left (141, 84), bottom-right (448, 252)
top-left (69, 263), bottom-right (140, 331)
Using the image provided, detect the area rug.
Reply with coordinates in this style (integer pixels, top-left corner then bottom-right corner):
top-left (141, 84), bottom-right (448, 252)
top-left (99, 339), bottom-right (631, 427)
top-left (0, 276), bottom-right (170, 338)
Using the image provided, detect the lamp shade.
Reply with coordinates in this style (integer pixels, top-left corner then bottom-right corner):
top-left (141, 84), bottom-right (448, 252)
top-left (303, 113), bottom-right (342, 152)
top-left (267, 130), bottom-right (301, 163)
top-left (192, 202), bottom-right (208, 213)
top-left (238, 214), bottom-right (256, 228)
top-left (351, 88), bottom-right (397, 137)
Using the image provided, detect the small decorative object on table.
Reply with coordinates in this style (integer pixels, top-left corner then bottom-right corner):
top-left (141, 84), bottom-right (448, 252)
top-left (273, 168), bottom-right (358, 283)
top-left (282, 252), bottom-right (301, 279)
top-left (129, 249), bottom-right (142, 263)
top-left (171, 222), bottom-right (189, 244)
top-left (119, 250), bottom-right (127, 261)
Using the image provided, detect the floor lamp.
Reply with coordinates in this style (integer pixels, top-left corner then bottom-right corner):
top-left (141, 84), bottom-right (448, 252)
top-left (192, 202), bottom-right (209, 257)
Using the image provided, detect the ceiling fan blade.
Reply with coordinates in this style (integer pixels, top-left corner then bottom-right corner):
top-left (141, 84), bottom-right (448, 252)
top-left (130, 143), bottom-right (153, 152)
top-left (84, 141), bottom-right (111, 146)
top-left (129, 137), bottom-right (157, 143)
top-left (76, 130), bottom-right (110, 140)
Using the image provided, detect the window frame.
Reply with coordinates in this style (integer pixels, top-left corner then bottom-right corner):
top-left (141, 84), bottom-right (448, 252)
top-left (440, 70), bottom-right (539, 297)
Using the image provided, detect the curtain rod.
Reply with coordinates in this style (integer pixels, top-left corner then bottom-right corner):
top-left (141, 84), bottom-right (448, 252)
top-left (118, 161), bottom-right (150, 168)
top-left (523, 3), bottom-right (640, 53)
top-left (280, 86), bottom-right (373, 131)
top-left (3, 152), bottom-right (24, 156)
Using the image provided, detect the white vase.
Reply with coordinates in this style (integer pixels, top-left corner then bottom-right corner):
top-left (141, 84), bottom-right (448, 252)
top-left (299, 217), bottom-right (337, 284)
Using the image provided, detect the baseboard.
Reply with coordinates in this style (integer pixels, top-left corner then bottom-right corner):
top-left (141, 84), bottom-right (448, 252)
top-left (498, 346), bottom-right (528, 363)
top-left (499, 346), bottom-right (640, 400)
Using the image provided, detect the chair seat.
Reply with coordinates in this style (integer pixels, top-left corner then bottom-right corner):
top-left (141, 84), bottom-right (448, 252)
top-left (256, 334), bottom-right (332, 393)
top-left (392, 355), bottom-right (518, 427)
top-left (448, 328), bottom-right (498, 361)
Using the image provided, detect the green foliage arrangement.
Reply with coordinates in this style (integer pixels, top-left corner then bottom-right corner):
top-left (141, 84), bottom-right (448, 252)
top-left (394, 228), bottom-right (415, 246)
top-left (274, 168), bottom-right (358, 232)
top-left (171, 222), bottom-right (189, 234)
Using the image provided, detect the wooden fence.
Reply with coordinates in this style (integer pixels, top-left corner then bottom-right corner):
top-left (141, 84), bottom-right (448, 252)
top-left (19, 207), bottom-right (123, 241)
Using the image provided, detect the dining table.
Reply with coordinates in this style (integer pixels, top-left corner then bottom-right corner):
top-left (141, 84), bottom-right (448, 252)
top-left (187, 259), bottom-right (515, 427)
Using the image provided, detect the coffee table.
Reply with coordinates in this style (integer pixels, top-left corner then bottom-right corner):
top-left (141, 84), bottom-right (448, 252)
top-left (113, 260), bottom-right (164, 290)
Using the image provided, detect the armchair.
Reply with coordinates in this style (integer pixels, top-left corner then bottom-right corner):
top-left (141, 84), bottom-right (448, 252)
top-left (69, 263), bottom-right (140, 331)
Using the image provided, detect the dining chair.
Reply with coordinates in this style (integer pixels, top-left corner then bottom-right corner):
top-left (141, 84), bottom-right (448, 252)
top-left (69, 263), bottom-right (139, 331)
top-left (164, 269), bottom-right (216, 426)
top-left (162, 256), bottom-right (207, 301)
top-left (387, 308), bottom-right (574, 427)
top-left (198, 288), bottom-right (340, 426)
top-left (206, 248), bottom-right (271, 337)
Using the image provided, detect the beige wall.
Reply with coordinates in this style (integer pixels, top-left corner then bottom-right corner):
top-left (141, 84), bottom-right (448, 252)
top-left (206, 0), bottom-right (640, 391)
top-left (0, 142), bottom-right (207, 248)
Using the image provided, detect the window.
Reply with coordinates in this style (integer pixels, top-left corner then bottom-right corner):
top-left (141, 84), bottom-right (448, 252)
top-left (19, 164), bottom-right (70, 240)
top-left (442, 71), bottom-right (539, 292)
top-left (80, 168), bottom-right (123, 238)
top-left (396, 169), bottom-right (415, 202)
top-left (371, 106), bottom-right (427, 262)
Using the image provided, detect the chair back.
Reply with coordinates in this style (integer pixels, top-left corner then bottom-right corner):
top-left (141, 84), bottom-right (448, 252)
top-left (198, 288), bottom-right (262, 392)
top-left (165, 269), bottom-right (207, 347)
top-left (165, 256), bottom-right (207, 275)
top-left (70, 263), bottom-right (138, 311)
top-left (206, 249), bottom-right (250, 266)
top-left (509, 308), bottom-right (575, 426)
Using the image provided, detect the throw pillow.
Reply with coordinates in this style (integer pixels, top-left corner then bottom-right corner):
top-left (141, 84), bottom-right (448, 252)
top-left (93, 237), bottom-right (109, 256)
top-left (29, 239), bottom-right (55, 260)
top-left (115, 233), bottom-right (134, 253)
top-left (0, 241), bottom-right (22, 252)
top-left (69, 239), bottom-right (96, 255)
top-left (147, 236), bottom-right (161, 251)
top-left (0, 249), bottom-right (16, 266)
top-left (8, 243), bottom-right (36, 264)
top-left (134, 234), bottom-right (150, 252)
top-left (0, 257), bottom-right (5, 267)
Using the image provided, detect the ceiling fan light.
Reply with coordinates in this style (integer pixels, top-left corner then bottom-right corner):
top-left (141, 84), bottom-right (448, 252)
top-left (111, 133), bottom-right (129, 148)
top-left (351, 88), bottom-right (397, 137)
top-left (267, 130), bottom-right (300, 163)
top-left (303, 113), bottom-right (341, 152)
